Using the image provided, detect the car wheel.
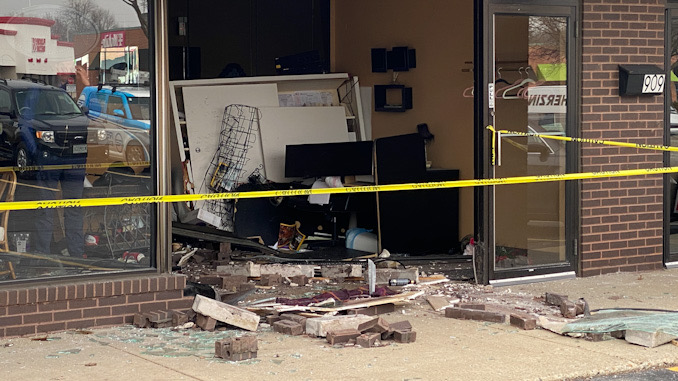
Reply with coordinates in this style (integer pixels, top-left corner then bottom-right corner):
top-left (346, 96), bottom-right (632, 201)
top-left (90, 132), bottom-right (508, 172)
top-left (125, 144), bottom-right (146, 173)
top-left (15, 144), bottom-right (33, 178)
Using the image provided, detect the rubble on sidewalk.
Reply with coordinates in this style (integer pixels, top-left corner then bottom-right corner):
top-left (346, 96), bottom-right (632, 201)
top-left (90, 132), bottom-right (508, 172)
top-left (166, 240), bottom-right (678, 354)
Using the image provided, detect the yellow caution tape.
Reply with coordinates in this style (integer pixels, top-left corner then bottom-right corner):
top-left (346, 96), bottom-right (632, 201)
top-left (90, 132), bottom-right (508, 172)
top-left (2, 166), bottom-right (677, 211)
top-left (491, 127), bottom-right (678, 153)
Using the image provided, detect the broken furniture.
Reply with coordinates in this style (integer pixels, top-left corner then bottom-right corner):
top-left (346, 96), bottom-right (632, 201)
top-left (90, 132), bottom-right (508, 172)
top-left (169, 73), bottom-right (368, 226)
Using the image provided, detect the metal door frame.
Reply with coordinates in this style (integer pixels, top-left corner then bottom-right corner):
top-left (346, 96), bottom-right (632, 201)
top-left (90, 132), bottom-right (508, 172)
top-left (475, 0), bottom-right (580, 284)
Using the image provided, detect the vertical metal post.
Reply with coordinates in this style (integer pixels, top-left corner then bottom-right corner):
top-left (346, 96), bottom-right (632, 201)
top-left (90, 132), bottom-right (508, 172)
top-left (154, 0), bottom-right (171, 273)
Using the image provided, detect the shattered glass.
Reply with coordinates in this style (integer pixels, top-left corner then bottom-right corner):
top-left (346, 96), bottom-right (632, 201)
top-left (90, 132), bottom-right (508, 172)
top-left (562, 310), bottom-right (678, 336)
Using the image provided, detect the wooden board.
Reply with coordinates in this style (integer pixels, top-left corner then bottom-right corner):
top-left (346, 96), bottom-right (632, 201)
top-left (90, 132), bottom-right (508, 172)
top-left (258, 106), bottom-right (350, 183)
top-left (182, 84), bottom-right (280, 196)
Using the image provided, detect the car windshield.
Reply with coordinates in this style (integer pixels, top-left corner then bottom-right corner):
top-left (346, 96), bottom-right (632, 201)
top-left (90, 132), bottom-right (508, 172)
top-left (15, 89), bottom-right (82, 117)
top-left (128, 96), bottom-right (150, 120)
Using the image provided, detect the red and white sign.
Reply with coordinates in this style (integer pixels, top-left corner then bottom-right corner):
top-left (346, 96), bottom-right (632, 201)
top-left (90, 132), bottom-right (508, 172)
top-left (101, 31), bottom-right (125, 49)
top-left (32, 37), bottom-right (45, 53)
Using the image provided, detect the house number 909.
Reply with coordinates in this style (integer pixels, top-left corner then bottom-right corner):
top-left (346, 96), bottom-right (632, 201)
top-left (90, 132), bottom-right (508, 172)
top-left (642, 74), bottom-right (665, 94)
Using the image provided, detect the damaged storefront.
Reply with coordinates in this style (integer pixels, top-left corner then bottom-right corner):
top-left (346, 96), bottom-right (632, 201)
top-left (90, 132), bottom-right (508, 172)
top-left (0, 0), bottom-right (675, 343)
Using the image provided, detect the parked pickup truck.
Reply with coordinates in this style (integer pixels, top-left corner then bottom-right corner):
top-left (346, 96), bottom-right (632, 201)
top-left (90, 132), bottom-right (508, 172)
top-left (77, 85), bottom-right (150, 173)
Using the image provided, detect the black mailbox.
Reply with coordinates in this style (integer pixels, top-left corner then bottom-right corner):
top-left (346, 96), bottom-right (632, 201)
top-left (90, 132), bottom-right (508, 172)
top-left (619, 64), bottom-right (666, 96)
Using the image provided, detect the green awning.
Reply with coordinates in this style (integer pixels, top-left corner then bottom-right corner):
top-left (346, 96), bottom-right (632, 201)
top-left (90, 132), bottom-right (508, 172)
top-left (536, 63), bottom-right (567, 81)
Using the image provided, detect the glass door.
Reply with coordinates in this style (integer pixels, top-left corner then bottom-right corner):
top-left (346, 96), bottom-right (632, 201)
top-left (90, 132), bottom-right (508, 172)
top-left (665, 7), bottom-right (678, 265)
top-left (486, 3), bottom-right (577, 281)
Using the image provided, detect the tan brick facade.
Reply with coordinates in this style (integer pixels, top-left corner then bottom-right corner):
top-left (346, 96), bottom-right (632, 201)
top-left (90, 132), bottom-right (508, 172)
top-left (580, 0), bottom-right (666, 276)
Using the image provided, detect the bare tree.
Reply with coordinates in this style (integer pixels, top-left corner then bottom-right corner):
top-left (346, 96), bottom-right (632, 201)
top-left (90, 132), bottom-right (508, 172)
top-left (122, 0), bottom-right (149, 38)
top-left (528, 16), bottom-right (567, 63)
top-left (42, 0), bottom-right (119, 41)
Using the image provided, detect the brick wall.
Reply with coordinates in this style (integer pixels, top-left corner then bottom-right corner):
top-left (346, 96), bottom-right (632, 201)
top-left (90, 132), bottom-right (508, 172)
top-left (580, 0), bottom-right (665, 276)
top-left (0, 274), bottom-right (193, 338)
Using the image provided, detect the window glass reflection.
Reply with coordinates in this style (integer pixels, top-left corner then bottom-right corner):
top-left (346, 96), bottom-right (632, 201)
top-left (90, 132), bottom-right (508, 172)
top-left (0, 0), bottom-right (152, 281)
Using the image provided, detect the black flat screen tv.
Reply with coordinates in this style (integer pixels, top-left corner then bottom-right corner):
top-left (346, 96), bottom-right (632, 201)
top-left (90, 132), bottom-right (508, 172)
top-left (285, 141), bottom-right (373, 178)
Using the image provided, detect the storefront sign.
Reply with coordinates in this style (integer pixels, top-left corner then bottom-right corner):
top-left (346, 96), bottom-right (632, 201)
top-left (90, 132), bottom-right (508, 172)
top-left (32, 37), bottom-right (45, 52)
top-left (101, 31), bottom-right (125, 49)
top-left (527, 85), bottom-right (566, 115)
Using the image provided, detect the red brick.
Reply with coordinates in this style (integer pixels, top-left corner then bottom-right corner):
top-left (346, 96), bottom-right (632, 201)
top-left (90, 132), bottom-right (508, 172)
top-left (356, 332), bottom-right (381, 348)
top-left (0, 316), bottom-right (23, 326)
top-left (23, 312), bottom-right (54, 324)
top-left (195, 313), bottom-right (216, 331)
top-left (74, 284), bottom-right (85, 299)
top-left (95, 316), bottom-right (124, 326)
top-left (123, 280), bottom-right (132, 294)
top-left (444, 308), bottom-right (506, 323)
top-left (83, 307), bottom-right (112, 318)
top-left (54, 310), bottom-right (83, 321)
top-left (167, 298), bottom-right (194, 310)
top-left (8, 304), bottom-right (37, 315)
top-left (17, 289), bottom-right (27, 304)
top-left (5, 325), bottom-right (36, 337)
top-left (103, 282), bottom-right (113, 297)
top-left (37, 322), bottom-right (66, 334)
top-left (273, 320), bottom-right (303, 335)
top-left (128, 293), bottom-right (155, 303)
top-left (140, 278), bottom-right (150, 293)
top-left (155, 290), bottom-right (183, 301)
top-left (172, 311), bottom-right (189, 326)
top-left (197, 275), bottom-right (222, 285)
top-left (112, 304), bottom-right (139, 316)
top-left (69, 299), bottom-right (97, 309)
top-left (510, 313), bottom-right (537, 330)
top-left (47, 287), bottom-right (57, 302)
top-left (140, 301), bottom-right (168, 312)
top-left (7, 290), bottom-right (18, 305)
top-left (98, 296), bottom-right (127, 306)
top-left (393, 330), bottom-right (417, 343)
top-left (66, 285), bottom-right (76, 300)
top-left (133, 313), bottom-right (151, 328)
top-left (0, 290), bottom-right (7, 306)
top-left (149, 278), bottom-right (158, 292)
top-left (113, 281), bottom-right (123, 295)
top-left (66, 319), bottom-right (96, 330)
top-left (326, 329), bottom-right (360, 345)
top-left (38, 300), bottom-right (68, 312)
top-left (85, 284), bottom-right (95, 298)
top-left (95, 283), bottom-right (104, 297)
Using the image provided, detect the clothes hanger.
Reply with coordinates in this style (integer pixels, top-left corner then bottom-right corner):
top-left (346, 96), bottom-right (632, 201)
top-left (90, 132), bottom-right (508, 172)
top-left (501, 67), bottom-right (535, 99)
top-left (517, 67), bottom-right (544, 98)
top-left (495, 67), bottom-right (524, 95)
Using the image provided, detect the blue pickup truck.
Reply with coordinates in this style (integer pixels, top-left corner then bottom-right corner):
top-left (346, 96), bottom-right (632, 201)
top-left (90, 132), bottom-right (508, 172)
top-left (77, 86), bottom-right (150, 172)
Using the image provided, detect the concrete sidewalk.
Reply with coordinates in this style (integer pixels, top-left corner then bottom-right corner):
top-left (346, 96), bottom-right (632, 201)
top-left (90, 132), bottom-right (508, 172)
top-left (3, 269), bottom-right (678, 381)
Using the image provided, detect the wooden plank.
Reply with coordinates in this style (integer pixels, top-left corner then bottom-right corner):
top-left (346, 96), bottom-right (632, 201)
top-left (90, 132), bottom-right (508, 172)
top-left (258, 106), bottom-right (350, 183)
top-left (253, 291), bottom-right (422, 314)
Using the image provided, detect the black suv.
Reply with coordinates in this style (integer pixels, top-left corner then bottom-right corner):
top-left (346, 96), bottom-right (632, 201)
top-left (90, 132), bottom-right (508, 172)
top-left (0, 79), bottom-right (91, 171)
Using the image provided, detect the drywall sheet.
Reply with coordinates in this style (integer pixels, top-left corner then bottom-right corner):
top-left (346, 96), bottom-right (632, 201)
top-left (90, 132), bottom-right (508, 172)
top-left (258, 106), bottom-right (350, 183)
top-left (182, 83), bottom-right (279, 192)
